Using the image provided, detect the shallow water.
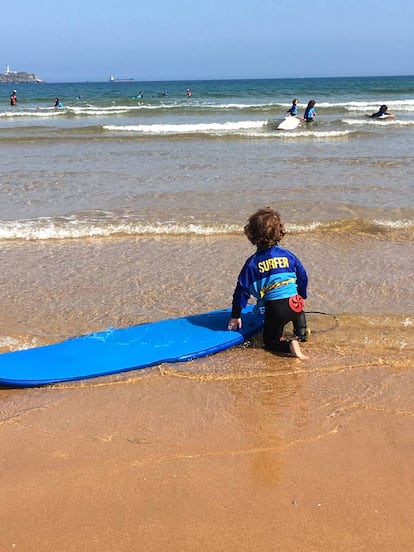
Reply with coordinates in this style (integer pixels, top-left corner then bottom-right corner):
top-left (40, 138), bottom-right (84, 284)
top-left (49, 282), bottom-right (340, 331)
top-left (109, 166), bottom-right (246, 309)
top-left (0, 76), bottom-right (413, 238)
top-left (0, 76), bottom-right (413, 400)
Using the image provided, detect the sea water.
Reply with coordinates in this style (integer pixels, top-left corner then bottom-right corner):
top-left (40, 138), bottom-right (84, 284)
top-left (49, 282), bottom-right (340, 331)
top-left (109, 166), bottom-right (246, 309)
top-left (1, 78), bottom-right (413, 552)
top-left (0, 76), bottom-right (413, 359)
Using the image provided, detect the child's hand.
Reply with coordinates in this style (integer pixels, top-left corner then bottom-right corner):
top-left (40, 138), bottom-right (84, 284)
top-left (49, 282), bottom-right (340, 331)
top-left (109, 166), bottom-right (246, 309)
top-left (228, 317), bottom-right (242, 330)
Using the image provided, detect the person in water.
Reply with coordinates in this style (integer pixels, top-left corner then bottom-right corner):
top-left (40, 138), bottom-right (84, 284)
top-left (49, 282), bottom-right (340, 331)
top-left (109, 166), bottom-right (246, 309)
top-left (303, 100), bottom-right (316, 122)
top-left (370, 104), bottom-right (394, 118)
top-left (287, 98), bottom-right (299, 116)
top-left (54, 97), bottom-right (63, 108)
top-left (228, 207), bottom-right (309, 360)
top-left (10, 90), bottom-right (17, 106)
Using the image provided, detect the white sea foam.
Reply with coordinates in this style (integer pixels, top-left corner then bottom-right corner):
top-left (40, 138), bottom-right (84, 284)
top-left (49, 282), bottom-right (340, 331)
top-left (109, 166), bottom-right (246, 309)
top-left (0, 218), bottom-right (241, 241)
top-left (343, 118), bottom-right (414, 126)
top-left (0, 336), bottom-right (39, 351)
top-left (103, 120), bottom-right (267, 134)
top-left (3, 214), bottom-right (409, 242)
top-left (68, 106), bottom-right (134, 116)
top-left (372, 218), bottom-right (414, 229)
top-left (344, 99), bottom-right (414, 112)
top-left (287, 221), bottom-right (326, 232)
top-left (0, 109), bottom-right (65, 118)
top-left (276, 129), bottom-right (354, 138)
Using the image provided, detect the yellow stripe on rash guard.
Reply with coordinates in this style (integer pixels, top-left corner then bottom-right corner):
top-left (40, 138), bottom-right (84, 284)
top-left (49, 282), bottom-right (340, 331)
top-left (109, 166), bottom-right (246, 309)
top-left (259, 278), bottom-right (295, 299)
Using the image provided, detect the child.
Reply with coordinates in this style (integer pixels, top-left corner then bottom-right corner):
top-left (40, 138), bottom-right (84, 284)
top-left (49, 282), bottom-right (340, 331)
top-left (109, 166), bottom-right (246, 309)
top-left (303, 99), bottom-right (316, 122)
top-left (228, 207), bottom-right (308, 360)
top-left (287, 98), bottom-right (299, 116)
top-left (370, 104), bottom-right (394, 118)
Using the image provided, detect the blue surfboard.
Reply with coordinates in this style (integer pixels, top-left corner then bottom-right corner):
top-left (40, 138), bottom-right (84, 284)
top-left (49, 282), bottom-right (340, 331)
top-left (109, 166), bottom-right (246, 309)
top-left (0, 306), bottom-right (263, 387)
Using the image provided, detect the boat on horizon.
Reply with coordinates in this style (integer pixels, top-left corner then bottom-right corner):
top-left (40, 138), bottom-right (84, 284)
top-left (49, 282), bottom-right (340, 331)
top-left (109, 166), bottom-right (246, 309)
top-left (109, 75), bottom-right (135, 83)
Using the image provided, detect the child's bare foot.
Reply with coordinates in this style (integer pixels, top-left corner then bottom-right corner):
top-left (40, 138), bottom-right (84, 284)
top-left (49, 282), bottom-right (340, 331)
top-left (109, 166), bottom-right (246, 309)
top-left (290, 339), bottom-right (309, 360)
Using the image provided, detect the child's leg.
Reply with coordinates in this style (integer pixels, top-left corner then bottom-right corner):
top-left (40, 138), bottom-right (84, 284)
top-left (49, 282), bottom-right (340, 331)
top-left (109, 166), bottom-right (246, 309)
top-left (293, 311), bottom-right (308, 342)
top-left (263, 299), bottom-right (292, 354)
top-left (263, 301), bottom-right (288, 351)
top-left (263, 299), bottom-right (308, 358)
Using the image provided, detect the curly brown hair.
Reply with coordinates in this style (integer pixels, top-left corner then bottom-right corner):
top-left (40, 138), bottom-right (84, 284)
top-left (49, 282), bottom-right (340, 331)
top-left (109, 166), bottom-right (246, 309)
top-left (244, 207), bottom-right (286, 249)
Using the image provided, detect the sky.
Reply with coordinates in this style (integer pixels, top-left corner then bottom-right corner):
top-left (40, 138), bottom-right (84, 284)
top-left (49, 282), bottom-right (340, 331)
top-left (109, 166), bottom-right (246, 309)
top-left (1, 0), bottom-right (413, 82)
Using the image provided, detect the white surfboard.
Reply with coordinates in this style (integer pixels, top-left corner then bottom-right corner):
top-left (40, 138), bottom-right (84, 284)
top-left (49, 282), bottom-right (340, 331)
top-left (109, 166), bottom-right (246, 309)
top-left (277, 116), bottom-right (300, 130)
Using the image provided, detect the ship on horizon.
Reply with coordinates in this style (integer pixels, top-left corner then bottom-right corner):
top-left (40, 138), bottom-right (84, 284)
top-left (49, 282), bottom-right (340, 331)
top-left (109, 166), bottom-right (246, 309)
top-left (109, 75), bottom-right (135, 82)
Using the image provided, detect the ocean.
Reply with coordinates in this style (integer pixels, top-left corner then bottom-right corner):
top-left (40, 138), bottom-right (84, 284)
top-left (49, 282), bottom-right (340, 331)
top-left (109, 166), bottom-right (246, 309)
top-left (1, 76), bottom-right (414, 552)
top-left (0, 75), bottom-right (413, 367)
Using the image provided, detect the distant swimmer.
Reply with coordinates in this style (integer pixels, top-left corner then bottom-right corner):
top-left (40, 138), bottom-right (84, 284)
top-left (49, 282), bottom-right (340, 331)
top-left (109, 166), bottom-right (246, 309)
top-left (137, 91), bottom-right (144, 98)
top-left (53, 97), bottom-right (63, 108)
top-left (370, 104), bottom-right (394, 118)
top-left (186, 88), bottom-right (192, 97)
top-left (287, 98), bottom-right (298, 116)
top-left (10, 90), bottom-right (17, 106)
top-left (303, 99), bottom-right (316, 122)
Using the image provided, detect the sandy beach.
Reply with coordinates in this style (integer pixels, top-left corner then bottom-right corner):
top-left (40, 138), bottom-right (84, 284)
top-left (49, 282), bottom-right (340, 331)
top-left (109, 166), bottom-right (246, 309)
top-left (1, 234), bottom-right (413, 551)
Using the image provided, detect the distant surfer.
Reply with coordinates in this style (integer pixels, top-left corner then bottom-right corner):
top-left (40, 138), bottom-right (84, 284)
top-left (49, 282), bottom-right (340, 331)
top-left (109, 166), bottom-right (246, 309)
top-left (370, 104), bottom-right (394, 118)
top-left (10, 90), bottom-right (17, 106)
top-left (227, 207), bottom-right (309, 360)
top-left (287, 98), bottom-right (298, 116)
top-left (53, 97), bottom-right (63, 108)
top-left (303, 100), bottom-right (316, 122)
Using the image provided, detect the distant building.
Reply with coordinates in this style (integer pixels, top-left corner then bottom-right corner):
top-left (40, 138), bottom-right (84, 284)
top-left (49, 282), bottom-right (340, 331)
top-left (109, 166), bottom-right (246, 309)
top-left (0, 65), bottom-right (43, 83)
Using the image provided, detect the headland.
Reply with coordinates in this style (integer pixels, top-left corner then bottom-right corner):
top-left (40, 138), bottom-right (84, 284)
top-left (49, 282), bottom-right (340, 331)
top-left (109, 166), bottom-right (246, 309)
top-left (0, 65), bottom-right (43, 83)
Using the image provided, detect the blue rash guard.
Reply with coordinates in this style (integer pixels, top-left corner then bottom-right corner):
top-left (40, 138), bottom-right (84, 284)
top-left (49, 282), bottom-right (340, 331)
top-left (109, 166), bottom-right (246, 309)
top-left (231, 244), bottom-right (308, 318)
top-left (304, 106), bottom-right (315, 122)
top-left (287, 104), bottom-right (297, 116)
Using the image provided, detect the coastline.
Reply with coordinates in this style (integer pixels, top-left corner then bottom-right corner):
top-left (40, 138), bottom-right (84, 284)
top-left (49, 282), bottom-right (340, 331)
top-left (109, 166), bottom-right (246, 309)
top-left (0, 71), bottom-right (43, 84)
top-left (0, 233), bottom-right (413, 551)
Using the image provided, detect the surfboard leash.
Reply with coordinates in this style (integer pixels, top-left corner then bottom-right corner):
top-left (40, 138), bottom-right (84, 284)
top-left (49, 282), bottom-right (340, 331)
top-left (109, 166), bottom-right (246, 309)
top-left (304, 310), bottom-right (339, 334)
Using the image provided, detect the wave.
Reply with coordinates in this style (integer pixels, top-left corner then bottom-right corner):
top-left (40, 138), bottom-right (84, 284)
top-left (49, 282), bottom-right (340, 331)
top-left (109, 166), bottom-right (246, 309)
top-left (0, 214), bottom-right (412, 242)
top-left (0, 216), bottom-right (240, 241)
top-left (289, 218), bottom-right (414, 234)
top-left (343, 117), bottom-right (414, 126)
top-left (0, 108), bottom-right (66, 119)
top-left (103, 120), bottom-right (268, 135)
top-left (102, 120), bottom-right (358, 139)
top-left (272, 129), bottom-right (355, 139)
top-left (2, 98), bottom-right (414, 124)
top-left (342, 99), bottom-right (414, 112)
top-left (0, 116), bottom-right (361, 140)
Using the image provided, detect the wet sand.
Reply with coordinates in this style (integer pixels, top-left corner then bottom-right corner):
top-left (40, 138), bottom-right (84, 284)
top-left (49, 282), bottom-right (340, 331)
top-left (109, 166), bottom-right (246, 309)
top-left (1, 235), bottom-right (413, 551)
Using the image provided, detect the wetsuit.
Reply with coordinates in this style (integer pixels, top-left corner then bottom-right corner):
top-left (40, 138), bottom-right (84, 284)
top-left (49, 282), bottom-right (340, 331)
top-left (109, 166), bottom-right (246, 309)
top-left (371, 110), bottom-right (389, 118)
top-left (287, 103), bottom-right (298, 116)
top-left (303, 106), bottom-right (315, 122)
top-left (231, 244), bottom-right (308, 353)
